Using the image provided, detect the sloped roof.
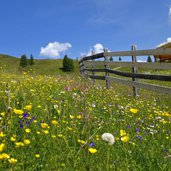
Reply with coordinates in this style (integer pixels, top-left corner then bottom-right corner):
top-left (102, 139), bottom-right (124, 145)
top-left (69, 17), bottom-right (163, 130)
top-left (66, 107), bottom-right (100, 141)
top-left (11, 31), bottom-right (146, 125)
top-left (155, 42), bottom-right (171, 60)
top-left (157, 41), bottom-right (171, 49)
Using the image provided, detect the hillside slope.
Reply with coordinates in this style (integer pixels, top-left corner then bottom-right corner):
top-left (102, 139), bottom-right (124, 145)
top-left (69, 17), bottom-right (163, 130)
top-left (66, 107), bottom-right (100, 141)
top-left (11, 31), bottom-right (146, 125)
top-left (0, 54), bottom-right (79, 75)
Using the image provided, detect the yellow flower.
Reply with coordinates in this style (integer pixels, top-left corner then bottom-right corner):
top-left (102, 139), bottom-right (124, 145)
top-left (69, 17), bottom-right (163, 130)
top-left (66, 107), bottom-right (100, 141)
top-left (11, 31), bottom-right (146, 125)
top-left (43, 130), bottom-right (49, 134)
top-left (51, 135), bottom-right (56, 138)
top-left (41, 123), bottom-right (49, 129)
top-left (51, 120), bottom-right (58, 125)
top-left (35, 154), bottom-right (40, 158)
top-left (77, 115), bottom-right (82, 119)
top-left (15, 142), bottom-right (24, 147)
top-left (10, 137), bottom-right (16, 142)
top-left (8, 158), bottom-right (17, 163)
top-left (0, 143), bottom-right (5, 152)
top-left (13, 109), bottom-right (23, 115)
top-left (78, 139), bottom-right (86, 145)
top-left (0, 153), bottom-right (10, 159)
top-left (33, 120), bottom-right (38, 123)
top-left (25, 128), bottom-right (31, 133)
top-left (88, 148), bottom-right (97, 154)
top-left (96, 135), bottom-right (100, 140)
top-left (25, 105), bottom-right (32, 111)
top-left (0, 112), bottom-right (5, 116)
top-left (58, 134), bottom-right (63, 138)
top-left (130, 108), bottom-right (139, 114)
top-left (0, 132), bottom-right (5, 137)
top-left (70, 115), bottom-right (74, 119)
top-left (37, 105), bottom-right (42, 108)
top-left (24, 139), bottom-right (31, 145)
top-left (121, 135), bottom-right (130, 142)
top-left (67, 127), bottom-right (73, 131)
top-left (162, 112), bottom-right (171, 117)
top-left (120, 130), bottom-right (127, 136)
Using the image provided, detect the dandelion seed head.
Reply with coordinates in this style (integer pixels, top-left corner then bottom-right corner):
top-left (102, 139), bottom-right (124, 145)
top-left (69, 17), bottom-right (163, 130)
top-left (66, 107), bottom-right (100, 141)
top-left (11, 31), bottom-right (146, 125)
top-left (102, 133), bottom-right (115, 145)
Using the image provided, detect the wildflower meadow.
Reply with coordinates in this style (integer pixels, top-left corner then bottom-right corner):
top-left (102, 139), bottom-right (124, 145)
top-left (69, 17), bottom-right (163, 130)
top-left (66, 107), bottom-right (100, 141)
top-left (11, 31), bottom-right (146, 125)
top-left (0, 67), bottom-right (171, 170)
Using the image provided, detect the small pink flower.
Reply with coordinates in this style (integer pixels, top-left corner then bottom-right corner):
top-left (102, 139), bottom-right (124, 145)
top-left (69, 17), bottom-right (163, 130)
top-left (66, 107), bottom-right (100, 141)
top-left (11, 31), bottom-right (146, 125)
top-left (65, 86), bottom-right (70, 91)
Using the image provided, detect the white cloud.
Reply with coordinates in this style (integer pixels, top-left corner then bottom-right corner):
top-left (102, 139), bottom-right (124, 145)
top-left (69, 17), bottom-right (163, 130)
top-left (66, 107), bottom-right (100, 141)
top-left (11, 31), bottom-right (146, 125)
top-left (86, 43), bottom-right (104, 56)
top-left (169, 7), bottom-right (171, 22)
top-left (40, 42), bottom-right (72, 58)
top-left (156, 37), bottom-right (171, 48)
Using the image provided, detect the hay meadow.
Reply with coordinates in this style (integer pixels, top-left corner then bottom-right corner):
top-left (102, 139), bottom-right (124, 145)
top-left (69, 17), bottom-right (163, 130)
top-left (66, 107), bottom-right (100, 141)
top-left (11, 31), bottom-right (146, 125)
top-left (0, 55), bottom-right (171, 170)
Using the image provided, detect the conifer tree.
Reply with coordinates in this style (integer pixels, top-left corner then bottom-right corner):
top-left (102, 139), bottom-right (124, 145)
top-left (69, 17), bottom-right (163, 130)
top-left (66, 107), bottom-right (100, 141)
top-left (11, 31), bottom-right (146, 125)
top-left (63, 55), bottom-right (74, 72)
top-left (147, 56), bottom-right (152, 62)
top-left (109, 56), bottom-right (113, 61)
top-left (29, 54), bottom-right (34, 65)
top-left (20, 54), bottom-right (28, 67)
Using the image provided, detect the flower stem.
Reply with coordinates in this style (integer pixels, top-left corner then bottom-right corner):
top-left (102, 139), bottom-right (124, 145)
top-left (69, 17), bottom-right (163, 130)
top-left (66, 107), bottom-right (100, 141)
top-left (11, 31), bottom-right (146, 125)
top-left (107, 145), bottom-right (110, 171)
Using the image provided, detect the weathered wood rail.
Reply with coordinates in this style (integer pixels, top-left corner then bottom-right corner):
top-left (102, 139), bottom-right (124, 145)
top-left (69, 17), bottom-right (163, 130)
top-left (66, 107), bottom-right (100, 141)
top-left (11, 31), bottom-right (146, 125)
top-left (79, 45), bottom-right (171, 96)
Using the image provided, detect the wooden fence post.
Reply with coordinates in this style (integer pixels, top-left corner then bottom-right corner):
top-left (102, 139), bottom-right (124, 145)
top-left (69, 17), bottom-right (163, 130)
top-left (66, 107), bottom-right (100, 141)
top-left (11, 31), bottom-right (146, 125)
top-left (104, 48), bottom-right (110, 89)
top-left (131, 45), bottom-right (138, 97)
top-left (80, 58), bottom-right (83, 76)
top-left (92, 50), bottom-right (96, 84)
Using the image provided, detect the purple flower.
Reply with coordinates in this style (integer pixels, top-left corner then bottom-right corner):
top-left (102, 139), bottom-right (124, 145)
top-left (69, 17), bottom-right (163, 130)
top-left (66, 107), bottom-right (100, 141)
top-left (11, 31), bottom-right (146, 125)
top-left (90, 142), bottom-right (95, 147)
top-left (136, 135), bottom-right (143, 141)
top-left (23, 113), bottom-right (29, 119)
top-left (19, 121), bottom-right (24, 128)
top-left (126, 125), bottom-right (131, 129)
top-left (26, 121), bottom-right (30, 126)
top-left (65, 86), bottom-right (70, 91)
top-left (135, 128), bottom-right (140, 132)
top-left (30, 116), bottom-right (35, 122)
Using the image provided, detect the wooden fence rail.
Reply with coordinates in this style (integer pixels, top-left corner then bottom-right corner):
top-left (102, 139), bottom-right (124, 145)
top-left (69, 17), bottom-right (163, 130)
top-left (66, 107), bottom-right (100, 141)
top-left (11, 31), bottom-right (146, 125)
top-left (79, 45), bottom-right (171, 96)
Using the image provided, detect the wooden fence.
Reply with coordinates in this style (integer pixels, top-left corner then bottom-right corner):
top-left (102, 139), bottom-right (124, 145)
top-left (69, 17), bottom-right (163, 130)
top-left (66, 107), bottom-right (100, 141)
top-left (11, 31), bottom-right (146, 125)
top-left (79, 45), bottom-right (171, 96)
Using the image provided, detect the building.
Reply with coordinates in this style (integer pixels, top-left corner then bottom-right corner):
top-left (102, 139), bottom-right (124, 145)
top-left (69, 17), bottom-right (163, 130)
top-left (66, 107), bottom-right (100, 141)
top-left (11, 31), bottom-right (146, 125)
top-left (154, 42), bottom-right (171, 62)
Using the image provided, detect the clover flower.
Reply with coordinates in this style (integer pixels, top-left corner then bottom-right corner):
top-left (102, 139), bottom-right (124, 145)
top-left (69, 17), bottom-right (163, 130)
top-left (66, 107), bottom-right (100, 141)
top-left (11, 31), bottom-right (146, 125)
top-left (102, 133), bottom-right (115, 145)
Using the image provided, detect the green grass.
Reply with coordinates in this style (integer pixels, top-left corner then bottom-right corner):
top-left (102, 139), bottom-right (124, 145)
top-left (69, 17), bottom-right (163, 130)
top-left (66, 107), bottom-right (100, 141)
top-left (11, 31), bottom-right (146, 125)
top-left (0, 54), bottom-right (79, 76)
top-left (0, 54), bottom-right (171, 170)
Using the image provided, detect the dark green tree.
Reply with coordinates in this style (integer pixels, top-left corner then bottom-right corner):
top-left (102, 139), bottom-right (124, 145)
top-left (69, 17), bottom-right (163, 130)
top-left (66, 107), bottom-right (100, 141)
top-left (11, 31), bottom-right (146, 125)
top-left (109, 56), bottom-right (113, 61)
top-left (20, 54), bottom-right (28, 67)
top-left (29, 54), bottom-right (34, 65)
top-left (147, 56), bottom-right (152, 62)
top-left (63, 55), bottom-right (74, 72)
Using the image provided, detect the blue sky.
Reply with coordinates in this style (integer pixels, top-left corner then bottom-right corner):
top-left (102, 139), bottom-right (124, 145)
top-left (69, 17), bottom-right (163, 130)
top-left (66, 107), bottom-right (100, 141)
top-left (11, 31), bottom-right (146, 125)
top-left (0, 0), bottom-right (171, 60)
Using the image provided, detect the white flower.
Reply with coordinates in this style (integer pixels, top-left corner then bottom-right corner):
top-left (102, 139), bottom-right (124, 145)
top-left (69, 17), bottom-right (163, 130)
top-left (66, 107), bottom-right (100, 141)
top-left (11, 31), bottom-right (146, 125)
top-left (92, 104), bottom-right (96, 108)
top-left (102, 133), bottom-right (115, 145)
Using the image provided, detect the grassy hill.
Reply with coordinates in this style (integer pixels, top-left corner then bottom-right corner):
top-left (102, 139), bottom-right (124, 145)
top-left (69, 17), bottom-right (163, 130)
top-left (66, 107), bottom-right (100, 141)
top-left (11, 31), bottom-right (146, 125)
top-left (0, 54), bottom-right (79, 76)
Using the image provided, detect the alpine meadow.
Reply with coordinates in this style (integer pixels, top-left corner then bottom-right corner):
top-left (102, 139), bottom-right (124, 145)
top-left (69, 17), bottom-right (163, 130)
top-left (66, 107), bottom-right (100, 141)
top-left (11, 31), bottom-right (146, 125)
top-left (0, 54), bottom-right (171, 171)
